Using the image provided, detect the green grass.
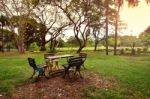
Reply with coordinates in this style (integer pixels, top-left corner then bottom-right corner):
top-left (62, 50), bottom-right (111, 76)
top-left (0, 51), bottom-right (150, 98)
top-left (84, 52), bottom-right (150, 98)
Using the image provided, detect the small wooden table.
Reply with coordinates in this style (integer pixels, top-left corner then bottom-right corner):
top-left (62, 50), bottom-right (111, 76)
top-left (46, 54), bottom-right (74, 72)
top-left (46, 54), bottom-right (74, 60)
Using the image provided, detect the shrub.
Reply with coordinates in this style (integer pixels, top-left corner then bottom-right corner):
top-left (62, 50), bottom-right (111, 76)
top-left (29, 42), bottom-right (39, 52)
top-left (143, 47), bottom-right (148, 53)
top-left (137, 48), bottom-right (142, 54)
top-left (131, 48), bottom-right (136, 55)
top-left (108, 49), bottom-right (114, 52)
top-left (125, 48), bottom-right (130, 51)
top-left (120, 49), bottom-right (124, 55)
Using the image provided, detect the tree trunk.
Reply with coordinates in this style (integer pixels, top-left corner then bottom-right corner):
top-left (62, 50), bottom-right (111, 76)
top-left (74, 34), bottom-right (84, 53)
top-left (77, 45), bottom-right (84, 53)
top-left (1, 25), bottom-right (4, 52)
top-left (50, 38), bottom-right (53, 51)
top-left (114, 12), bottom-right (118, 55)
top-left (17, 39), bottom-right (25, 54)
top-left (52, 39), bottom-right (57, 52)
top-left (114, 6), bottom-right (120, 55)
top-left (94, 40), bottom-right (98, 51)
top-left (40, 34), bottom-right (46, 51)
top-left (49, 38), bottom-right (55, 52)
top-left (40, 42), bottom-right (46, 51)
top-left (25, 43), bottom-right (30, 51)
top-left (105, 0), bottom-right (109, 55)
top-left (7, 45), bottom-right (10, 52)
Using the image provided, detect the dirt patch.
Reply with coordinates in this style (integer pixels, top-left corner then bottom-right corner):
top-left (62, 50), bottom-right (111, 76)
top-left (4, 72), bottom-right (117, 99)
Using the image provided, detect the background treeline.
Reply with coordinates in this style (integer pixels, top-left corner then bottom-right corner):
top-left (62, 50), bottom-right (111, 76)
top-left (0, 0), bottom-right (150, 54)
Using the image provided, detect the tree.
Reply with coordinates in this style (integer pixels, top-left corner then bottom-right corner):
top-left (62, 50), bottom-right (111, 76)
top-left (0, 0), bottom-right (37, 53)
top-left (104, 0), bottom-right (115, 55)
top-left (113, 0), bottom-right (150, 55)
top-left (66, 36), bottom-right (79, 47)
top-left (24, 18), bottom-right (39, 50)
top-left (113, 0), bottom-right (123, 55)
top-left (52, 0), bottom-right (93, 53)
top-left (87, 0), bottom-right (105, 51)
top-left (48, 23), bottom-right (71, 52)
top-left (57, 38), bottom-right (65, 48)
top-left (0, 15), bottom-right (9, 52)
top-left (120, 35), bottom-right (139, 47)
top-left (32, 2), bottom-right (58, 51)
top-left (108, 34), bottom-right (121, 47)
top-left (0, 28), bottom-right (16, 51)
top-left (32, 1), bottom-right (71, 51)
top-left (139, 26), bottom-right (150, 48)
top-left (93, 29), bottom-right (105, 51)
top-left (104, 0), bottom-right (109, 55)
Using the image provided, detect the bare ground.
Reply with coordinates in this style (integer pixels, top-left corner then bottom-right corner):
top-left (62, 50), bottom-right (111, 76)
top-left (1, 72), bottom-right (117, 99)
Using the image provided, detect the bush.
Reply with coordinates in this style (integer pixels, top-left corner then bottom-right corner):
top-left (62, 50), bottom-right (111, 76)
top-left (131, 48), bottom-right (136, 55)
top-left (120, 49), bottom-right (125, 55)
top-left (29, 42), bottom-right (39, 52)
top-left (137, 48), bottom-right (142, 54)
top-left (125, 48), bottom-right (130, 51)
top-left (108, 49), bottom-right (114, 52)
top-left (143, 47), bottom-right (148, 53)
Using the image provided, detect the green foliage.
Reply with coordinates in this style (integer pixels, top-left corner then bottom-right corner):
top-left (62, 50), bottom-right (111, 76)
top-left (57, 39), bottom-right (65, 48)
top-left (108, 35), bottom-right (121, 47)
top-left (120, 35), bottom-right (140, 47)
top-left (29, 42), bottom-right (39, 51)
top-left (87, 40), bottom-right (95, 47)
top-left (139, 32), bottom-right (150, 47)
top-left (10, 16), bottom-right (40, 50)
top-left (120, 49), bottom-right (124, 54)
top-left (137, 48), bottom-right (142, 54)
top-left (143, 47), bottom-right (148, 53)
top-left (66, 36), bottom-right (79, 47)
top-left (131, 48), bottom-right (136, 55)
top-left (0, 15), bottom-right (9, 26)
top-left (125, 47), bottom-right (130, 51)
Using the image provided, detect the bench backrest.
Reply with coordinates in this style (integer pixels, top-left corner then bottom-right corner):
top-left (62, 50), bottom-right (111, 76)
top-left (28, 58), bottom-right (37, 69)
top-left (79, 53), bottom-right (87, 61)
top-left (79, 53), bottom-right (87, 58)
top-left (68, 57), bottom-right (84, 68)
top-left (44, 53), bottom-right (55, 59)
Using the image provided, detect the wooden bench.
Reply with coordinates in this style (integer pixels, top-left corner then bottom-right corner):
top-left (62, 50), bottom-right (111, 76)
top-left (62, 56), bottom-right (84, 79)
top-left (79, 52), bottom-right (87, 69)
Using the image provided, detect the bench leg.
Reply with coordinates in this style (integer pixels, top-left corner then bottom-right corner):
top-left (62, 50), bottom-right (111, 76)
top-left (78, 70), bottom-right (83, 78)
top-left (43, 67), bottom-right (49, 79)
top-left (63, 69), bottom-right (67, 78)
top-left (82, 64), bottom-right (87, 70)
top-left (63, 69), bottom-right (70, 79)
top-left (30, 70), bottom-right (35, 79)
top-left (46, 61), bottom-right (53, 72)
top-left (74, 69), bottom-right (83, 78)
top-left (53, 61), bottom-right (59, 70)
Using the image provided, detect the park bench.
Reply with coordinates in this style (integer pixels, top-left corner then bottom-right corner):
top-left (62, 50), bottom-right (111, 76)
top-left (62, 56), bottom-right (84, 79)
top-left (27, 58), bottom-right (48, 79)
top-left (79, 52), bottom-right (87, 69)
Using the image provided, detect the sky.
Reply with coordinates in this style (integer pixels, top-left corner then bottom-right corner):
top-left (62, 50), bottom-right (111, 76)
top-left (120, 1), bottom-right (150, 37)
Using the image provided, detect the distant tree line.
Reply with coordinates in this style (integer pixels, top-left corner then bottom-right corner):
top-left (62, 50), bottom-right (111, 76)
top-left (0, 0), bottom-right (150, 54)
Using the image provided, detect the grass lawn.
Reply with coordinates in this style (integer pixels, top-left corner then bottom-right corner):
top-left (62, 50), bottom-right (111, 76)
top-left (0, 51), bottom-right (150, 98)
